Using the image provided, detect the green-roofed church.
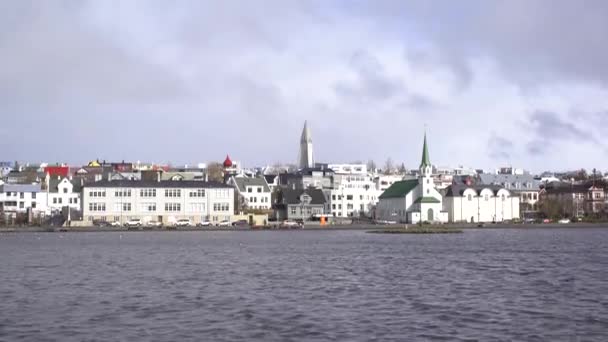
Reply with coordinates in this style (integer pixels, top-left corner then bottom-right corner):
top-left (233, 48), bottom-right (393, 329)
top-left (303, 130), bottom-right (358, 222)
top-left (376, 132), bottom-right (448, 223)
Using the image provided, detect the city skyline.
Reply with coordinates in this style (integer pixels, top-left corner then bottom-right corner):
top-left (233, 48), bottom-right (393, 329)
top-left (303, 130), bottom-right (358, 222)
top-left (2, 1), bottom-right (608, 171)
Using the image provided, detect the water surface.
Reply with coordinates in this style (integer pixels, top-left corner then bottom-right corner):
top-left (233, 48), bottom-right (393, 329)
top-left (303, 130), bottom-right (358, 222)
top-left (1, 229), bottom-right (607, 341)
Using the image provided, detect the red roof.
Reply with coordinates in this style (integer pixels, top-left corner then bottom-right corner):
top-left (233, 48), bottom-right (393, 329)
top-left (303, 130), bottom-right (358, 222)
top-left (44, 166), bottom-right (70, 178)
top-left (223, 155), bottom-right (233, 168)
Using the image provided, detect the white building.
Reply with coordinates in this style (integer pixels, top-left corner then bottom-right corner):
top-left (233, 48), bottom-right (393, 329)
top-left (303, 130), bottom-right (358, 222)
top-left (0, 183), bottom-right (48, 216)
top-left (327, 164), bottom-right (382, 218)
top-left (443, 185), bottom-right (520, 223)
top-left (376, 133), bottom-right (449, 223)
top-left (228, 176), bottom-right (272, 211)
top-left (82, 179), bottom-right (234, 225)
top-left (46, 176), bottom-right (82, 214)
top-left (375, 174), bottom-right (410, 192)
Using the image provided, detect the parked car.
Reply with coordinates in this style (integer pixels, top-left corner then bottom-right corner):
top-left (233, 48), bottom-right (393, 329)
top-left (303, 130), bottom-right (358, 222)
top-left (558, 218), bottom-right (570, 224)
top-left (217, 220), bottom-right (231, 227)
top-left (124, 218), bottom-right (142, 228)
top-left (281, 220), bottom-right (301, 228)
top-left (110, 221), bottom-right (122, 227)
top-left (146, 220), bottom-right (163, 228)
top-left (197, 220), bottom-right (211, 227)
top-left (232, 219), bottom-right (249, 227)
top-left (543, 219), bottom-right (552, 224)
top-left (93, 220), bottom-right (111, 227)
top-left (175, 219), bottom-right (192, 227)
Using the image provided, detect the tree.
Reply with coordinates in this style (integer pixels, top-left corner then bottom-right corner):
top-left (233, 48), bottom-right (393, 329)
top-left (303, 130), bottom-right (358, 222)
top-left (399, 163), bottom-right (407, 174)
top-left (383, 158), bottom-right (394, 175)
top-left (207, 162), bottom-right (225, 183)
top-left (366, 160), bottom-right (376, 172)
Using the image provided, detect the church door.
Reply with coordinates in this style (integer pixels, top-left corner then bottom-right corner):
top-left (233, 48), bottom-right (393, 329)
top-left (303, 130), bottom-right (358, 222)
top-left (427, 208), bottom-right (434, 222)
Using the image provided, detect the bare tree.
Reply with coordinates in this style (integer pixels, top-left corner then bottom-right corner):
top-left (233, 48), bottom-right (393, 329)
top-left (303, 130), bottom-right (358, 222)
top-left (399, 163), bottom-right (407, 174)
top-left (366, 160), bottom-right (376, 172)
top-left (207, 162), bottom-right (225, 183)
top-left (383, 158), bottom-right (394, 175)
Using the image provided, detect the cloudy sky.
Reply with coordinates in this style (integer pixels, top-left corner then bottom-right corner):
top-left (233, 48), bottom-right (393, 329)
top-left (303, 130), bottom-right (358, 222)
top-left (1, 0), bottom-right (608, 172)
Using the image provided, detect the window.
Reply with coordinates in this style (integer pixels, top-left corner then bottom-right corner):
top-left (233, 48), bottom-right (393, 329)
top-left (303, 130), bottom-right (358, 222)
top-left (32, 193), bottom-right (36, 199)
top-left (332, 195), bottom-right (336, 200)
top-left (20, 192), bottom-right (24, 199)
top-left (332, 204), bottom-right (336, 209)
top-left (32, 202), bottom-right (36, 209)
top-left (88, 203), bottom-right (106, 211)
top-left (213, 203), bottom-right (230, 212)
top-left (346, 195), bottom-right (353, 200)
top-left (257, 187), bottom-right (262, 193)
top-left (347, 204), bottom-right (354, 210)
top-left (484, 195), bottom-right (489, 201)
top-left (53, 198), bottom-right (57, 204)
top-left (360, 195), bottom-right (363, 200)
top-left (58, 198), bottom-right (62, 204)
top-left (140, 189), bottom-right (157, 197)
top-left (467, 194), bottom-right (472, 201)
top-left (63, 188), bottom-right (68, 194)
top-left (89, 190), bottom-right (106, 197)
top-left (164, 189), bottom-right (181, 198)
top-left (248, 187), bottom-right (252, 193)
top-left (291, 207), bottom-right (296, 215)
top-left (533, 193), bottom-right (538, 200)
top-left (115, 189), bottom-right (131, 197)
top-left (189, 189), bottom-right (205, 197)
top-left (122, 203), bottom-right (131, 211)
top-left (141, 203), bottom-right (156, 212)
top-left (19, 202), bottom-right (24, 209)
top-left (165, 203), bottom-right (181, 212)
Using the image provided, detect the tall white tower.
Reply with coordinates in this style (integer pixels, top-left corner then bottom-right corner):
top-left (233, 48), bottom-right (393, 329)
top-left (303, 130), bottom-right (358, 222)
top-left (419, 132), bottom-right (434, 196)
top-left (299, 121), bottom-right (314, 169)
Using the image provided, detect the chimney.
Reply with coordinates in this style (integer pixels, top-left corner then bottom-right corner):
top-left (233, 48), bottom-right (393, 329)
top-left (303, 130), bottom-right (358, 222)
top-left (157, 171), bottom-right (161, 183)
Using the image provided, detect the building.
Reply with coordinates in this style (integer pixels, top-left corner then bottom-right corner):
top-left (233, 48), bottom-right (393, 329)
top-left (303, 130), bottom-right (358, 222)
top-left (541, 183), bottom-right (605, 217)
top-left (82, 179), bottom-right (234, 225)
top-left (0, 183), bottom-right (48, 216)
top-left (228, 176), bottom-right (272, 211)
top-left (278, 167), bottom-right (334, 190)
top-left (376, 133), bottom-right (448, 223)
top-left (298, 121), bottom-right (314, 169)
top-left (327, 164), bottom-right (381, 218)
top-left (45, 175), bottom-right (82, 214)
top-left (0, 161), bottom-right (13, 177)
top-left (477, 173), bottom-right (541, 214)
top-left (375, 174), bottom-right (409, 192)
top-left (273, 187), bottom-right (327, 221)
top-left (443, 185), bottom-right (520, 223)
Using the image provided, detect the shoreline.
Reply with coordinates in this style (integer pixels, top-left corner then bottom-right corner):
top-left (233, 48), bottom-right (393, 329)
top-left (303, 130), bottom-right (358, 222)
top-left (1, 222), bottom-right (608, 233)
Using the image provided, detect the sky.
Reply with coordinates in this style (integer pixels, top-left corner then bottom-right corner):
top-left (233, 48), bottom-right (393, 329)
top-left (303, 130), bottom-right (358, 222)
top-left (1, 0), bottom-right (608, 172)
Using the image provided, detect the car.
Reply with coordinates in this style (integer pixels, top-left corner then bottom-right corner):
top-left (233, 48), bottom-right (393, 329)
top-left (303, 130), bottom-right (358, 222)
top-left (281, 220), bottom-right (302, 229)
top-left (232, 219), bottom-right (249, 227)
top-left (110, 221), bottom-right (122, 227)
top-left (543, 219), bottom-right (552, 224)
top-left (146, 220), bottom-right (163, 228)
top-left (124, 219), bottom-right (142, 228)
top-left (217, 220), bottom-right (231, 227)
top-left (197, 220), bottom-right (211, 227)
top-left (558, 218), bottom-right (570, 224)
top-left (175, 219), bottom-right (192, 227)
top-left (93, 220), bottom-right (111, 227)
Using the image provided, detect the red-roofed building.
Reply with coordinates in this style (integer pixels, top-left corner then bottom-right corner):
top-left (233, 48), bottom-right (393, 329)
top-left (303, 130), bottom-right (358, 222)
top-left (44, 166), bottom-right (70, 178)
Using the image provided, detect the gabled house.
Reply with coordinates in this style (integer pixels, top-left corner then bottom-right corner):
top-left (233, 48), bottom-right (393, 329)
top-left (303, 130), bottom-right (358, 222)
top-left (45, 175), bottom-right (82, 214)
top-left (228, 176), bottom-right (272, 211)
top-left (273, 187), bottom-right (327, 221)
top-left (443, 185), bottom-right (520, 223)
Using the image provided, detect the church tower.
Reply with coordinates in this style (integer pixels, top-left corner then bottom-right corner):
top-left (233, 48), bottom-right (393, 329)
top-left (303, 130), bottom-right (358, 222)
top-left (419, 132), bottom-right (434, 196)
top-left (298, 121), bottom-right (314, 169)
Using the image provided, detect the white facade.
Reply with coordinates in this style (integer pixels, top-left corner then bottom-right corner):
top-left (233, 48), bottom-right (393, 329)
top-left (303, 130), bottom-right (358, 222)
top-left (228, 176), bottom-right (272, 211)
top-left (46, 177), bottom-right (81, 214)
top-left (327, 164), bottom-right (381, 217)
top-left (443, 187), bottom-right (520, 223)
top-left (82, 180), bottom-right (234, 225)
top-left (375, 174), bottom-right (408, 192)
top-left (0, 183), bottom-right (48, 215)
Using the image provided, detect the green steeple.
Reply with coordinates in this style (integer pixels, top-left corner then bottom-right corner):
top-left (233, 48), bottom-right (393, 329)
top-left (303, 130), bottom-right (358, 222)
top-left (420, 132), bottom-right (431, 168)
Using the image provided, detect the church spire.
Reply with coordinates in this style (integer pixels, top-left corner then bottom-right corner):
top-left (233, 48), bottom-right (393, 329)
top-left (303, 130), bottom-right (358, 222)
top-left (420, 132), bottom-right (431, 168)
top-left (299, 121), bottom-right (314, 169)
top-left (301, 120), bottom-right (312, 143)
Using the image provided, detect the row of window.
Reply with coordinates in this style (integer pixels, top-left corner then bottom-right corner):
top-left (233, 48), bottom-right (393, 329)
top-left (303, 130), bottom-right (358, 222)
top-left (115, 189), bottom-right (132, 197)
top-left (89, 203), bottom-right (106, 211)
top-left (246, 187), bottom-right (264, 193)
top-left (248, 197), bottom-right (269, 203)
top-left (189, 189), bottom-right (205, 197)
top-left (88, 188), bottom-right (213, 198)
top-left (213, 203), bottom-right (230, 212)
top-left (331, 194), bottom-right (377, 201)
top-left (52, 197), bottom-right (79, 205)
top-left (467, 194), bottom-right (508, 201)
top-left (4, 192), bottom-right (35, 199)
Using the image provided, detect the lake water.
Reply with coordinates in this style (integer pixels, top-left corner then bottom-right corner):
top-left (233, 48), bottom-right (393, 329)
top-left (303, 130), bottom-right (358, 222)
top-left (1, 229), bottom-right (607, 341)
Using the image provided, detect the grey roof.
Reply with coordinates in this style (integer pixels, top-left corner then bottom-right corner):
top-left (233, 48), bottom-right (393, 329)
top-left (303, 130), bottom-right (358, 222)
top-left (1, 183), bottom-right (42, 192)
top-left (444, 184), bottom-right (507, 197)
top-left (232, 177), bottom-right (270, 192)
top-left (477, 173), bottom-right (540, 190)
top-left (280, 188), bottom-right (326, 205)
top-left (82, 179), bottom-right (231, 189)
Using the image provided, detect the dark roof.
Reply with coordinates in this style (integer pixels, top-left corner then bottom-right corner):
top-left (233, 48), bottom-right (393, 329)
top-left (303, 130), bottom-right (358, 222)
top-left (264, 175), bottom-right (277, 184)
top-left (231, 177), bottom-right (270, 192)
top-left (82, 179), bottom-right (231, 189)
top-left (444, 184), bottom-right (507, 197)
top-left (414, 196), bottom-right (441, 204)
top-left (281, 188), bottom-right (326, 205)
top-left (379, 179), bottom-right (418, 199)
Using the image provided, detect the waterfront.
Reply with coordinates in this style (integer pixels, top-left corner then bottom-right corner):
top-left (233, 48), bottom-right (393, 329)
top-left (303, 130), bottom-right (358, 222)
top-left (1, 229), bottom-right (607, 341)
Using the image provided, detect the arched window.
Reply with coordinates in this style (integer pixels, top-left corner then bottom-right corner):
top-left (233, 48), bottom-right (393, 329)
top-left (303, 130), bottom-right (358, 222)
top-left (467, 194), bottom-right (472, 201)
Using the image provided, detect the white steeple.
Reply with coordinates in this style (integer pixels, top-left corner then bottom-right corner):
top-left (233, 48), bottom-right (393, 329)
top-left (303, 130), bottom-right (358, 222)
top-left (299, 121), bottom-right (314, 169)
